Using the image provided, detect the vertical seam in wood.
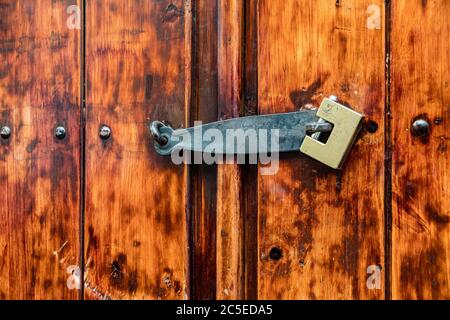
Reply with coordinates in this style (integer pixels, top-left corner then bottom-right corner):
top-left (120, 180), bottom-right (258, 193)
top-left (241, 0), bottom-right (258, 300)
top-left (239, 0), bottom-right (246, 298)
top-left (189, 0), bottom-right (220, 300)
top-left (79, 0), bottom-right (87, 300)
top-left (384, 0), bottom-right (393, 301)
top-left (188, 0), bottom-right (198, 299)
top-left (183, 0), bottom-right (195, 299)
top-left (187, 10), bottom-right (193, 303)
top-left (216, 0), bottom-right (245, 299)
top-left (187, 0), bottom-right (196, 300)
top-left (188, 0), bottom-right (206, 300)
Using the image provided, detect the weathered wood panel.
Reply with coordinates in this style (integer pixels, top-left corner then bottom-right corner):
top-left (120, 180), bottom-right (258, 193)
top-left (190, 0), bottom-right (218, 300)
top-left (257, 0), bottom-right (385, 299)
top-left (84, 0), bottom-right (190, 299)
top-left (215, 0), bottom-right (259, 300)
top-left (391, 0), bottom-right (450, 299)
top-left (0, 0), bottom-right (81, 299)
top-left (216, 0), bottom-right (245, 300)
top-left (2, 0), bottom-right (450, 301)
top-left (241, 0), bottom-right (259, 300)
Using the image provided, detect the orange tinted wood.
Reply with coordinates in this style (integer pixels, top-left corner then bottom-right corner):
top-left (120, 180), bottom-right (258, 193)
top-left (242, 0), bottom-right (259, 300)
top-left (391, 0), bottom-right (450, 299)
top-left (216, 0), bottom-right (245, 300)
top-left (0, 0), bottom-right (82, 299)
top-left (84, 0), bottom-right (190, 299)
top-left (217, 165), bottom-right (244, 299)
top-left (190, 0), bottom-right (219, 299)
top-left (257, 0), bottom-right (385, 299)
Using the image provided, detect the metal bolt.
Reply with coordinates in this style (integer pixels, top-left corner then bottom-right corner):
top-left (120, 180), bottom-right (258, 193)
top-left (0, 126), bottom-right (11, 139)
top-left (99, 125), bottom-right (111, 140)
top-left (305, 122), bottom-right (333, 134)
top-left (55, 126), bottom-right (66, 139)
top-left (411, 119), bottom-right (430, 137)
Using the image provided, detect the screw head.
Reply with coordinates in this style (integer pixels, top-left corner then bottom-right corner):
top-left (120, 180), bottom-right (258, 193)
top-left (55, 126), bottom-right (66, 139)
top-left (99, 125), bottom-right (111, 140)
top-left (411, 119), bottom-right (430, 137)
top-left (0, 126), bottom-right (11, 139)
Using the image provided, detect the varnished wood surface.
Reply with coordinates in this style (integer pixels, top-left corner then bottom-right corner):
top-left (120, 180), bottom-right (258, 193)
top-left (0, 0), bottom-right (81, 299)
top-left (84, 0), bottom-right (190, 299)
top-left (216, 0), bottom-right (245, 300)
top-left (257, 0), bottom-right (385, 299)
top-left (391, 0), bottom-right (450, 299)
top-left (1, 0), bottom-right (450, 300)
top-left (190, 0), bottom-right (219, 300)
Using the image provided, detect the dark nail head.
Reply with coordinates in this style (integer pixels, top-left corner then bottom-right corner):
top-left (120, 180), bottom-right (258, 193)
top-left (411, 119), bottom-right (430, 137)
top-left (0, 126), bottom-right (11, 139)
top-left (55, 126), bottom-right (66, 139)
top-left (99, 125), bottom-right (112, 140)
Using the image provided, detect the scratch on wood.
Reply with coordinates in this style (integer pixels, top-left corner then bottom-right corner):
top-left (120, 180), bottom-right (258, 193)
top-left (52, 240), bottom-right (68, 256)
top-left (84, 280), bottom-right (113, 300)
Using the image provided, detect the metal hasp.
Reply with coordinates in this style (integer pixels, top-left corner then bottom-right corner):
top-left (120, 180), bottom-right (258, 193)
top-left (150, 97), bottom-right (363, 169)
top-left (300, 98), bottom-right (364, 169)
top-left (151, 111), bottom-right (320, 156)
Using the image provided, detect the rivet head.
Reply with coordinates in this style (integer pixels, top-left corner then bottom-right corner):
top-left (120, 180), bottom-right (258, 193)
top-left (99, 125), bottom-right (111, 140)
top-left (55, 126), bottom-right (66, 139)
top-left (0, 126), bottom-right (11, 139)
top-left (411, 119), bottom-right (430, 137)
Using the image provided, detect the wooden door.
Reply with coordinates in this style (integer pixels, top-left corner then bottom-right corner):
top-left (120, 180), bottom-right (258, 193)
top-left (0, 0), bottom-right (82, 299)
top-left (0, 0), bottom-right (449, 300)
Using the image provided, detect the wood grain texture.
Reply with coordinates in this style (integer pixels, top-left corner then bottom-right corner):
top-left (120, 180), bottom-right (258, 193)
top-left (216, 0), bottom-right (245, 300)
top-left (0, 0), bottom-right (81, 299)
top-left (241, 0), bottom-right (259, 300)
top-left (257, 0), bottom-right (385, 299)
top-left (391, 0), bottom-right (450, 299)
top-left (84, 0), bottom-right (190, 300)
top-left (190, 0), bottom-right (218, 300)
top-left (2, 0), bottom-right (450, 301)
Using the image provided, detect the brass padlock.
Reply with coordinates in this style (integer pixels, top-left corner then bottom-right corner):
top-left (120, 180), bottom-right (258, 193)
top-left (300, 98), bottom-right (364, 169)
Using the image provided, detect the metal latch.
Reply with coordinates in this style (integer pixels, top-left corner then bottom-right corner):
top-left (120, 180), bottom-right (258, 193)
top-left (150, 97), bottom-right (363, 169)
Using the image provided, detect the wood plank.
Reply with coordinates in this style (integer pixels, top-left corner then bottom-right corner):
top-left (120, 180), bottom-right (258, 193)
top-left (190, 0), bottom-right (218, 300)
top-left (242, 0), bottom-right (259, 300)
top-left (257, 0), bottom-right (385, 299)
top-left (84, 0), bottom-right (190, 300)
top-left (391, 0), bottom-right (450, 299)
top-left (216, 0), bottom-right (245, 300)
top-left (0, 0), bottom-right (81, 299)
top-left (192, 0), bottom-right (258, 300)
